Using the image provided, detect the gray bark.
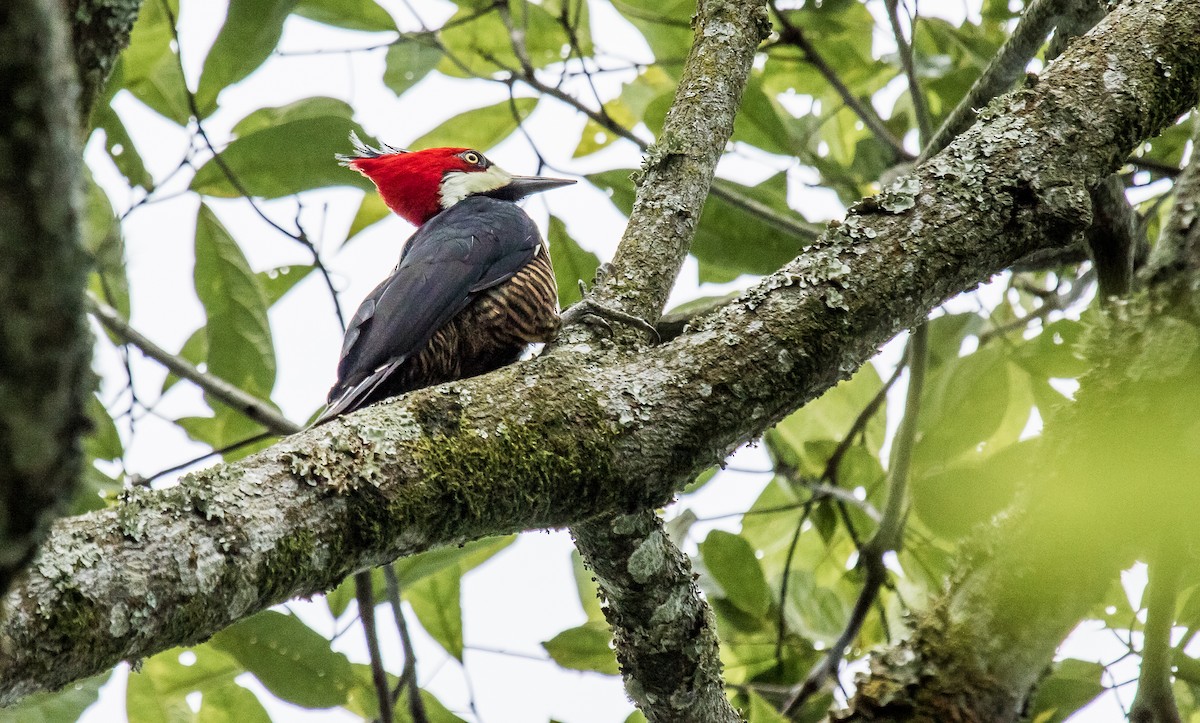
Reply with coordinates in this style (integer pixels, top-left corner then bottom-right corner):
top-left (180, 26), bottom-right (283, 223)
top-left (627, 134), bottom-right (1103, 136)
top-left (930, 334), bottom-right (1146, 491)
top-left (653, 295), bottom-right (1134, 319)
top-left (0, 0), bottom-right (90, 600)
top-left (574, 512), bottom-right (738, 722)
top-left (68, 0), bottom-right (144, 118)
top-left (1, 0), bottom-right (1199, 709)
top-left (564, 1), bottom-right (767, 720)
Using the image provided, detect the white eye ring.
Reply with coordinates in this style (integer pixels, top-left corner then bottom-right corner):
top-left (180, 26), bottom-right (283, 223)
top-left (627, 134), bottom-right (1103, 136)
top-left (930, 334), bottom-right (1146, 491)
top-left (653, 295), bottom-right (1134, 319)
top-left (462, 151), bottom-right (482, 165)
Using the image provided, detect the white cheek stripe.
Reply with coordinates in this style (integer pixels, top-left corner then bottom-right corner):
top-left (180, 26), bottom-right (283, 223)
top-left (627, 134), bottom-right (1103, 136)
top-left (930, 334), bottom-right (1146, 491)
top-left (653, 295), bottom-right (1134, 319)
top-left (439, 166), bottom-right (514, 209)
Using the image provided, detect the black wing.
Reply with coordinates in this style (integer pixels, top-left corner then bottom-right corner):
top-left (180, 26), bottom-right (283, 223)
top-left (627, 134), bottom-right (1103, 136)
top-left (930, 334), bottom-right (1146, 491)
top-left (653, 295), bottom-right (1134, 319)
top-left (321, 196), bottom-right (542, 420)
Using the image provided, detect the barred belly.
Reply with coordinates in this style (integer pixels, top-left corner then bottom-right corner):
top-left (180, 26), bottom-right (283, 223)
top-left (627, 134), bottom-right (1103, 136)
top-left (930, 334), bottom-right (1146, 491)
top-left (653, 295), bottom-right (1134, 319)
top-left (395, 247), bottom-right (560, 393)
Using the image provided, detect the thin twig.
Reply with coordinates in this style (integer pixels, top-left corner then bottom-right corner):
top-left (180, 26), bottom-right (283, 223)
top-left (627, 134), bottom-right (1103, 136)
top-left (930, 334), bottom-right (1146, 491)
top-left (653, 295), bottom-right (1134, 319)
top-left (131, 432), bottom-right (275, 486)
top-left (157, 0), bottom-right (346, 332)
top-left (885, 0), bottom-right (932, 149)
top-left (383, 567), bottom-right (428, 723)
top-left (355, 573), bottom-right (393, 723)
top-left (978, 268), bottom-right (1094, 344)
top-left (770, 1), bottom-right (912, 161)
top-left (782, 325), bottom-right (929, 713)
top-left (821, 361), bottom-right (906, 485)
top-left (774, 502), bottom-right (814, 666)
top-left (86, 292), bottom-right (300, 436)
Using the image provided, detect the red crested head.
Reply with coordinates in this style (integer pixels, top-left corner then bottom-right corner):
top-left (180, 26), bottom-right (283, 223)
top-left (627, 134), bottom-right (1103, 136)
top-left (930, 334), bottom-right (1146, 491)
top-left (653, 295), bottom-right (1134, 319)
top-left (339, 132), bottom-right (575, 227)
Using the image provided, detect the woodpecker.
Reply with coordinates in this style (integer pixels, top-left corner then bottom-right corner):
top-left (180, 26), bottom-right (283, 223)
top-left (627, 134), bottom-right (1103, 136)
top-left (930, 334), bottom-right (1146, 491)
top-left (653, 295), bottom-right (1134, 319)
top-left (319, 134), bottom-right (574, 422)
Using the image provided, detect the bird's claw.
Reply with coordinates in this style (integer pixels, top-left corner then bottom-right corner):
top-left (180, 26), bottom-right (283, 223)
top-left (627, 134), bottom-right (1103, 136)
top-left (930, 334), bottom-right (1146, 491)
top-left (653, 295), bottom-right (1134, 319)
top-left (561, 297), bottom-right (660, 343)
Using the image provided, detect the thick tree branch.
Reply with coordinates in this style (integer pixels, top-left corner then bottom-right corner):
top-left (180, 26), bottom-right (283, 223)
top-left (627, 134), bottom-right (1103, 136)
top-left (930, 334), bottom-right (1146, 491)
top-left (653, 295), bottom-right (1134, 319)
top-left (585, 0), bottom-right (771, 326)
top-left (0, 0), bottom-right (91, 599)
top-left (574, 512), bottom-right (739, 722)
top-left (2, 0), bottom-right (1198, 704)
top-left (567, 2), bottom-right (766, 718)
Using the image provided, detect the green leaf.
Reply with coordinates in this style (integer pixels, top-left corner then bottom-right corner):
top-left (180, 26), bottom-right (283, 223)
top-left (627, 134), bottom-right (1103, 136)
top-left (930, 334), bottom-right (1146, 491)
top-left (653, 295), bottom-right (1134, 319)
top-left (82, 172), bottom-right (130, 320)
top-left (548, 216), bottom-right (599, 307)
top-left (608, 0), bottom-right (694, 70)
top-left (196, 683), bottom-right (270, 723)
top-left (768, 362), bottom-right (885, 475)
top-left (0, 672), bottom-right (107, 723)
top-left (117, 0), bottom-right (190, 124)
top-left (571, 550), bottom-right (605, 623)
top-left (191, 115), bottom-right (374, 198)
top-left (1027, 659), bottom-right (1104, 723)
top-left (258, 265), bottom-right (314, 306)
top-left (542, 621), bottom-right (619, 675)
top-left (343, 665), bottom-right (465, 723)
top-left (160, 327), bottom-right (207, 395)
top-left (926, 312), bottom-right (985, 372)
top-left (783, 569), bottom-right (848, 643)
top-left (194, 205), bottom-right (276, 399)
top-left (195, 0), bottom-right (299, 117)
top-left (345, 192), bottom-right (392, 246)
top-left (410, 98), bottom-right (539, 152)
top-left (574, 67), bottom-right (672, 158)
top-left (438, 2), bottom-right (572, 79)
top-left (324, 569), bottom-right (373, 619)
top-left (383, 40), bottom-right (443, 98)
top-left (84, 393), bottom-right (123, 463)
top-left (127, 645), bottom-right (245, 723)
top-left (91, 100), bottom-right (153, 190)
top-left (745, 690), bottom-right (790, 723)
top-left (914, 343), bottom-right (1018, 469)
top-left (292, 0), bottom-right (397, 31)
top-left (1012, 318), bottom-right (1087, 381)
top-left (698, 530), bottom-right (773, 618)
top-left (732, 73), bottom-right (797, 155)
top-left (588, 170), bottom-right (814, 282)
top-left (210, 611), bottom-right (356, 709)
top-left (232, 97), bottom-right (356, 138)
top-left (911, 441), bottom-right (1029, 539)
top-left (391, 536), bottom-right (515, 590)
top-left (408, 565), bottom-right (464, 661)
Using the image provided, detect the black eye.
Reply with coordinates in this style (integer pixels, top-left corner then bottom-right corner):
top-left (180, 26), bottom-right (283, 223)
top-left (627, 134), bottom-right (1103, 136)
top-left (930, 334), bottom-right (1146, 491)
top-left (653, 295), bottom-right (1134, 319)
top-left (461, 151), bottom-right (485, 166)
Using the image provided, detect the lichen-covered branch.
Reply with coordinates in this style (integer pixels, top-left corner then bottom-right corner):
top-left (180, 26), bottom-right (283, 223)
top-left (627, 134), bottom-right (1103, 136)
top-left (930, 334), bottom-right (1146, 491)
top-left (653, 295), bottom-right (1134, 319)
top-left (573, 512), bottom-right (739, 722)
top-left (68, 0), bottom-right (144, 118)
top-left (2, 0), bottom-right (1198, 704)
top-left (566, 1), bottom-right (765, 718)
top-left (0, 0), bottom-right (90, 600)
top-left (586, 0), bottom-right (771, 326)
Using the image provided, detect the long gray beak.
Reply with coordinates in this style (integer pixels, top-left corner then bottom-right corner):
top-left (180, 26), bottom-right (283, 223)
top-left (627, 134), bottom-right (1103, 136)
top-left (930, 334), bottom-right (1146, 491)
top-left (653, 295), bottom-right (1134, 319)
top-left (486, 175), bottom-right (576, 201)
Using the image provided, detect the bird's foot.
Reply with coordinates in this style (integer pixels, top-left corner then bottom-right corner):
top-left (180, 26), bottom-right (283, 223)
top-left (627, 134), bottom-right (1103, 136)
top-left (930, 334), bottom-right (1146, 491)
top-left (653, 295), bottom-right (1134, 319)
top-left (562, 283), bottom-right (660, 343)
